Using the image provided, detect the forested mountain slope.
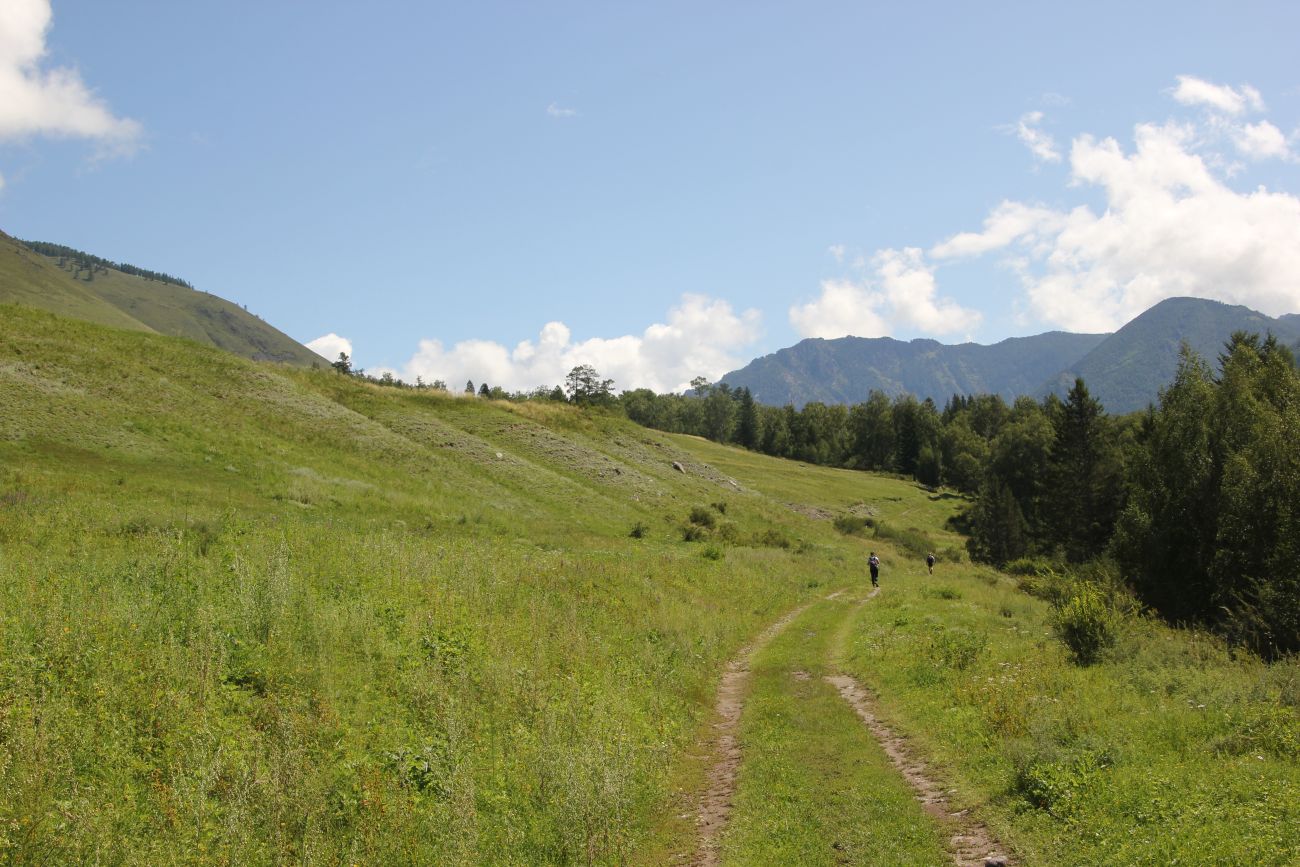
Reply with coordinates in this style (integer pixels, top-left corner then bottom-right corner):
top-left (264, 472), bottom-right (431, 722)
top-left (720, 331), bottom-right (1106, 408)
top-left (721, 296), bottom-right (1299, 412)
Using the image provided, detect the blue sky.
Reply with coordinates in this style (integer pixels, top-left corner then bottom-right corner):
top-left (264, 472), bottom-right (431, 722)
top-left (2, 1), bottom-right (1299, 392)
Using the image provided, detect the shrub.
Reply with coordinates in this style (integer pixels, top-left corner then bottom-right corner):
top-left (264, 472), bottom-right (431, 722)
top-left (873, 522), bottom-right (933, 558)
top-left (833, 515), bottom-right (873, 536)
top-left (701, 545), bottom-right (723, 561)
top-left (752, 527), bottom-right (791, 549)
top-left (939, 544), bottom-right (964, 563)
top-left (715, 521), bottom-right (741, 543)
top-left (628, 522), bottom-right (648, 539)
top-left (680, 524), bottom-right (707, 542)
top-left (1052, 586), bottom-right (1117, 665)
top-left (687, 506), bottom-right (716, 529)
top-left (711, 500), bottom-right (728, 514)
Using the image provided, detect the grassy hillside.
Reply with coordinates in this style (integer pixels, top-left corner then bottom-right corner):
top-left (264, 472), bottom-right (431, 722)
top-left (2, 306), bottom-right (1295, 864)
top-left (0, 231), bottom-right (321, 366)
top-left (0, 305), bottom-right (885, 863)
top-left (0, 231), bottom-right (154, 333)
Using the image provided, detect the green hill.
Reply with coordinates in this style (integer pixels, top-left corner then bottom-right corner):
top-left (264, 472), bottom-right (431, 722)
top-left (0, 230), bottom-right (322, 366)
top-left (2, 307), bottom-right (1294, 864)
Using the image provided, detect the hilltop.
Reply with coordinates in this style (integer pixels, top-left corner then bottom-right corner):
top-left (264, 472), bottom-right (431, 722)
top-left (0, 230), bottom-right (322, 367)
top-left (721, 297), bottom-right (1300, 412)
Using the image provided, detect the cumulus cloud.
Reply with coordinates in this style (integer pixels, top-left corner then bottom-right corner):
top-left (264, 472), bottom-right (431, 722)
top-left (789, 280), bottom-right (890, 339)
top-left (0, 0), bottom-right (141, 150)
top-left (818, 76), bottom-right (1300, 337)
top-left (306, 332), bottom-right (353, 362)
top-left (1231, 120), bottom-right (1292, 160)
top-left (931, 201), bottom-right (1068, 259)
top-left (1014, 111), bottom-right (1061, 163)
top-left (1172, 75), bottom-right (1264, 115)
top-left (827, 243), bottom-right (846, 263)
top-left (546, 102), bottom-right (577, 118)
top-left (398, 294), bottom-right (761, 394)
top-left (929, 113), bottom-right (1300, 331)
top-left (789, 252), bottom-right (982, 339)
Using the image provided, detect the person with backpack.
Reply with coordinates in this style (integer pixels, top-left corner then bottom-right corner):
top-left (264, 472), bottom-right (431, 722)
top-left (926, 552), bottom-right (936, 574)
top-left (868, 551), bottom-right (880, 588)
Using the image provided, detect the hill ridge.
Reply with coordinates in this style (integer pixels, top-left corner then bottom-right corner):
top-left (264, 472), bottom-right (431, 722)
top-left (721, 296), bottom-right (1300, 412)
top-left (0, 229), bottom-right (322, 367)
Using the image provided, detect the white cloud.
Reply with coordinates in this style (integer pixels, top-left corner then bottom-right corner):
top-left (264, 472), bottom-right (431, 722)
top-left (789, 253), bottom-right (982, 339)
top-left (306, 332), bottom-right (353, 362)
top-left (930, 201), bottom-right (1068, 259)
top-left (546, 102), bottom-right (577, 118)
top-left (932, 118), bottom-right (1300, 332)
top-left (0, 0), bottom-right (141, 150)
top-left (1231, 120), bottom-right (1292, 160)
top-left (827, 243), bottom-right (845, 263)
top-left (399, 294), bottom-right (761, 394)
top-left (789, 279), bottom-right (889, 339)
top-left (1014, 111), bottom-right (1061, 163)
top-left (834, 76), bottom-right (1300, 336)
top-left (874, 248), bottom-right (983, 333)
top-left (0, 171), bottom-right (5, 192)
top-left (1171, 75), bottom-right (1265, 116)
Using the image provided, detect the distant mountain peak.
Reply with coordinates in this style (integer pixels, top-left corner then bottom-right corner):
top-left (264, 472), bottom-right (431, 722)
top-left (720, 297), bottom-right (1299, 412)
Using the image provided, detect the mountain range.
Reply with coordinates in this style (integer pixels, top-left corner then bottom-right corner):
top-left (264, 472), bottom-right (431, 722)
top-left (0, 230), bottom-right (321, 367)
top-left (721, 297), bottom-right (1300, 413)
top-left (4, 230), bottom-right (1298, 414)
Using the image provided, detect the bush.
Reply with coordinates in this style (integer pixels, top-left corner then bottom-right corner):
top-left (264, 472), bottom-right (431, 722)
top-left (628, 522), bottom-right (648, 539)
top-left (680, 524), bottom-right (707, 542)
top-left (716, 521), bottom-right (741, 543)
top-left (833, 514), bottom-right (873, 536)
top-left (939, 544), bottom-right (965, 564)
top-left (687, 506), bottom-right (716, 529)
top-left (701, 545), bottom-right (723, 561)
top-left (873, 522), bottom-right (933, 558)
top-left (1053, 586), bottom-right (1117, 665)
top-left (752, 527), bottom-right (791, 549)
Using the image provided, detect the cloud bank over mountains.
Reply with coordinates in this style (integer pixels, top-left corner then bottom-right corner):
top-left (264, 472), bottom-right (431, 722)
top-left (320, 77), bottom-right (1298, 394)
top-left (318, 295), bottom-right (763, 395)
top-left (791, 75), bottom-right (1300, 338)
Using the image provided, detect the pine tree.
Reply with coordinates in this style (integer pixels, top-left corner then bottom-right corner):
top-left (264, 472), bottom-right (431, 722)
top-left (1045, 378), bottom-right (1122, 562)
top-left (736, 387), bottom-right (759, 449)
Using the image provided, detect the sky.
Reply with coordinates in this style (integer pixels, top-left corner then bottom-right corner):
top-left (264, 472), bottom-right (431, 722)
top-left (2, 0), bottom-right (1299, 393)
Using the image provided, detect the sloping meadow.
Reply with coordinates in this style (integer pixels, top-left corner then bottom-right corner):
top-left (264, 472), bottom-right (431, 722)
top-left (0, 307), bottom-right (849, 864)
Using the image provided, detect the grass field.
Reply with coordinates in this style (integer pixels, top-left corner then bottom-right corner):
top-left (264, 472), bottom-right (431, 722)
top-left (1, 304), bottom-right (1296, 864)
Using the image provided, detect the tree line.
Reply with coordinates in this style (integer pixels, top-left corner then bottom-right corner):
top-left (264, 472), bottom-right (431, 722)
top-left (324, 339), bottom-right (1297, 655)
top-left (21, 239), bottom-right (195, 289)
top-left (623, 335), bottom-right (1299, 658)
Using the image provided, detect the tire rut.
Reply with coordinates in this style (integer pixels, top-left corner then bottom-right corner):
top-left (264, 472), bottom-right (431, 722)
top-left (825, 589), bottom-right (1010, 867)
top-left (689, 591), bottom-right (841, 866)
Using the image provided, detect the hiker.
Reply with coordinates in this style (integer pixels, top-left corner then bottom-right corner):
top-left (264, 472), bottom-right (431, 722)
top-left (926, 552), bottom-right (936, 574)
top-left (868, 551), bottom-right (880, 588)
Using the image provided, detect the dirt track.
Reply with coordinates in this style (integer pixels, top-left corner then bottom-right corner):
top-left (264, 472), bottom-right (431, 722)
top-left (690, 586), bottom-right (1008, 866)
